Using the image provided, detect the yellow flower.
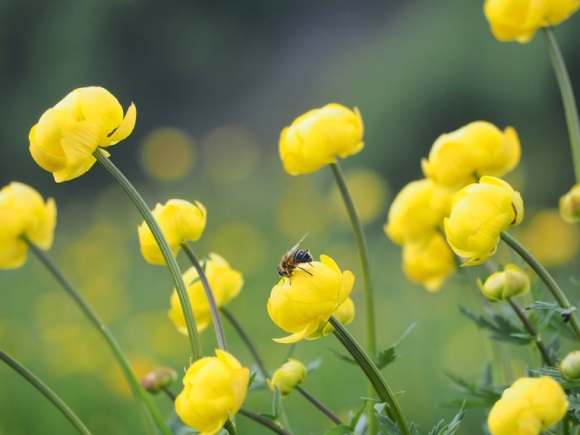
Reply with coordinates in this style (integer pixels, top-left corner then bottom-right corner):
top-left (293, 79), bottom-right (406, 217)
top-left (175, 349), bottom-right (249, 435)
top-left (560, 184), bottom-right (580, 223)
top-left (168, 253), bottom-right (243, 334)
top-left (29, 87), bottom-right (136, 182)
top-left (445, 176), bottom-right (524, 266)
top-left (279, 103), bottom-right (364, 175)
top-left (138, 199), bottom-right (206, 265)
top-left (402, 233), bottom-right (457, 292)
top-left (270, 359), bottom-right (307, 398)
top-left (314, 296), bottom-right (355, 338)
top-left (0, 182), bottom-right (57, 269)
top-left (384, 178), bottom-right (453, 245)
top-left (488, 376), bottom-right (568, 435)
top-left (421, 121), bottom-right (520, 191)
top-left (267, 255), bottom-right (355, 343)
top-left (477, 264), bottom-right (530, 301)
top-left (484, 0), bottom-right (580, 43)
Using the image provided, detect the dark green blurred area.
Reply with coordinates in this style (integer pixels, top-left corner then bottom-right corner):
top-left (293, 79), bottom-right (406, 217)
top-left (2, 1), bottom-right (580, 434)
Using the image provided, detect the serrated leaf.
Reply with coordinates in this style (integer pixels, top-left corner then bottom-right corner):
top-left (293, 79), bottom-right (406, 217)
top-left (375, 414), bottom-right (401, 435)
top-left (459, 306), bottom-right (532, 345)
top-left (348, 399), bottom-right (369, 428)
top-left (323, 425), bottom-right (353, 435)
top-left (428, 402), bottom-right (465, 435)
top-left (443, 371), bottom-right (502, 408)
top-left (375, 323), bottom-right (416, 369)
top-left (428, 420), bottom-right (445, 435)
top-left (408, 421), bottom-right (419, 435)
top-left (329, 348), bottom-right (357, 365)
top-left (527, 301), bottom-right (576, 323)
top-left (528, 367), bottom-right (580, 389)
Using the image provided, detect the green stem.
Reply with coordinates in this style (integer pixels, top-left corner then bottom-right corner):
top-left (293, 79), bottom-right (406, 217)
top-left (180, 243), bottom-right (227, 351)
top-left (26, 240), bottom-right (170, 435)
top-left (500, 232), bottom-right (580, 342)
top-left (221, 307), bottom-right (269, 380)
top-left (296, 386), bottom-right (344, 426)
top-left (506, 298), bottom-right (553, 367)
top-left (238, 408), bottom-right (291, 435)
top-left (224, 419), bottom-right (238, 435)
top-left (542, 27), bottom-right (580, 183)
top-left (94, 149), bottom-right (203, 360)
top-left (329, 162), bottom-right (377, 433)
top-left (0, 348), bottom-right (92, 435)
top-left (329, 316), bottom-right (409, 435)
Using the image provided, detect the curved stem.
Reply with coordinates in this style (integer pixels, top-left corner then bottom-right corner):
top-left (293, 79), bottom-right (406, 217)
top-left (500, 231), bottom-right (580, 342)
top-left (238, 408), bottom-right (291, 435)
top-left (180, 243), bottom-right (227, 351)
top-left (0, 348), bottom-right (92, 435)
top-left (94, 149), bottom-right (203, 360)
top-left (329, 316), bottom-right (409, 435)
top-left (506, 298), bottom-right (553, 366)
top-left (26, 240), bottom-right (170, 435)
top-left (296, 386), bottom-right (344, 426)
top-left (542, 27), bottom-right (580, 182)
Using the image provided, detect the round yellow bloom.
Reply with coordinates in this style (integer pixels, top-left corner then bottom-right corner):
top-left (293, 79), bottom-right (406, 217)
top-left (267, 255), bottom-right (355, 343)
top-left (175, 349), bottom-right (249, 435)
top-left (484, 0), bottom-right (580, 43)
top-left (279, 103), bottom-right (364, 175)
top-left (270, 359), bottom-right (307, 398)
top-left (29, 87), bottom-right (136, 182)
top-left (138, 199), bottom-right (206, 265)
top-left (385, 178), bottom-right (453, 245)
top-left (445, 176), bottom-right (524, 266)
top-left (421, 121), bottom-right (520, 191)
top-left (0, 182), bottom-right (57, 269)
top-left (560, 184), bottom-right (580, 223)
top-left (402, 233), bottom-right (457, 292)
top-left (477, 264), bottom-right (530, 301)
top-left (168, 253), bottom-right (243, 334)
top-left (488, 376), bottom-right (568, 435)
top-left (560, 350), bottom-right (580, 381)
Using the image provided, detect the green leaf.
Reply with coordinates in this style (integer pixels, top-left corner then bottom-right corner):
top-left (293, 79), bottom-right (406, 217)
top-left (428, 402), bottom-right (465, 435)
top-left (375, 323), bottom-right (416, 370)
top-left (323, 425), bottom-right (353, 435)
top-left (459, 306), bottom-right (532, 345)
top-left (329, 348), bottom-right (357, 365)
top-left (375, 414), bottom-right (401, 435)
top-left (348, 399), bottom-right (369, 429)
top-left (408, 422), bottom-right (419, 435)
top-left (443, 366), bottom-right (502, 408)
top-left (306, 357), bottom-right (322, 372)
top-left (527, 301), bottom-right (576, 323)
top-left (271, 387), bottom-right (282, 418)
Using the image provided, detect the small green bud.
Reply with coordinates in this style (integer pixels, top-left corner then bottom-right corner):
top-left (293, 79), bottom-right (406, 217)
top-left (141, 367), bottom-right (178, 394)
top-left (560, 351), bottom-right (580, 380)
top-left (269, 359), bottom-right (306, 398)
top-left (477, 264), bottom-right (530, 302)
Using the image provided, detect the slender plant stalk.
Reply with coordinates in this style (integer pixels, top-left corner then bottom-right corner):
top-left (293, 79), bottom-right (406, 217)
top-left (542, 27), bottom-right (580, 182)
top-left (180, 243), bottom-right (227, 351)
top-left (296, 386), bottom-right (344, 426)
top-left (224, 419), bottom-right (238, 435)
top-left (94, 149), bottom-right (203, 360)
top-left (238, 408), bottom-right (291, 435)
top-left (26, 240), bottom-right (170, 435)
top-left (329, 162), bottom-right (377, 433)
top-left (507, 298), bottom-right (553, 367)
top-left (500, 232), bottom-right (580, 342)
top-left (0, 348), bottom-right (92, 435)
top-left (329, 316), bottom-right (410, 435)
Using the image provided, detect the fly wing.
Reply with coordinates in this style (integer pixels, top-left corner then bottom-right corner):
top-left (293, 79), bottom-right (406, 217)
top-left (287, 233), bottom-right (308, 257)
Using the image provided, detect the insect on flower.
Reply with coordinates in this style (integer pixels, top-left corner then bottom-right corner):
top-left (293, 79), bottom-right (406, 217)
top-left (277, 234), bottom-right (314, 279)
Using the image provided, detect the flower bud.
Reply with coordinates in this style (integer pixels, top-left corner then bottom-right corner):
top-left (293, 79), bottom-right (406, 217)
top-left (267, 255), bottom-right (354, 343)
top-left (270, 359), bottom-right (307, 398)
top-left (444, 176), bottom-right (524, 266)
top-left (279, 103), bottom-right (364, 175)
top-left (488, 376), bottom-right (568, 435)
top-left (0, 182), bottom-right (57, 269)
top-left (138, 199), bottom-right (206, 265)
top-left (477, 264), bottom-right (530, 302)
top-left (141, 367), bottom-right (178, 394)
top-left (560, 350), bottom-right (580, 381)
top-left (559, 184), bottom-right (580, 223)
top-left (29, 87), bottom-right (136, 182)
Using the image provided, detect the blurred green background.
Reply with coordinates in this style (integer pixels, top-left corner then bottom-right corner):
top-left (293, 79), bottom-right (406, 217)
top-left (2, 0), bottom-right (580, 434)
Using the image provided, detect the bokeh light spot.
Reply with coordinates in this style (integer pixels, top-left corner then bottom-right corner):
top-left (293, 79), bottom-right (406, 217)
top-left (140, 127), bottom-right (196, 181)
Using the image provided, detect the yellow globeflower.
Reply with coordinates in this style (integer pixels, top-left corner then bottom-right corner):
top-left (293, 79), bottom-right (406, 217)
top-left (477, 264), bottom-right (530, 302)
top-left (168, 253), bottom-right (243, 334)
top-left (29, 87), bottom-right (136, 182)
top-left (0, 182), bottom-right (57, 269)
top-left (421, 121), bottom-right (520, 191)
top-left (138, 199), bottom-right (206, 265)
top-left (267, 255), bottom-right (355, 343)
top-left (270, 359), bottom-right (307, 398)
top-left (445, 176), bottom-right (524, 266)
top-left (384, 178), bottom-right (453, 246)
top-left (279, 103), bottom-right (364, 175)
top-left (560, 184), bottom-right (580, 223)
top-left (488, 376), bottom-right (568, 435)
top-left (175, 349), bottom-right (249, 435)
top-left (402, 233), bottom-right (457, 292)
top-left (484, 0), bottom-right (580, 43)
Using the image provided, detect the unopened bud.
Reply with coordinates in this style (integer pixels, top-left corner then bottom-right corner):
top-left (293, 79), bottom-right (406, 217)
top-left (560, 184), bottom-right (580, 223)
top-left (270, 359), bottom-right (306, 398)
top-left (141, 367), bottom-right (178, 394)
top-left (560, 351), bottom-right (580, 381)
top-left (477, 264), bottom-right (530, 302)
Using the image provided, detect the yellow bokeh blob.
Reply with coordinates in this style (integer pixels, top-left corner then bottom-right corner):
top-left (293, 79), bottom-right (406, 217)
top-left (327, 168), bottom-right (390, 226)
top-left (202, 126), bottom-right (259, 184)
top-left (140, 127), bottom-right (196, 180)
top-left (514, 209), bottom-right (580, 268)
